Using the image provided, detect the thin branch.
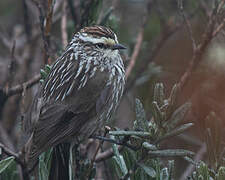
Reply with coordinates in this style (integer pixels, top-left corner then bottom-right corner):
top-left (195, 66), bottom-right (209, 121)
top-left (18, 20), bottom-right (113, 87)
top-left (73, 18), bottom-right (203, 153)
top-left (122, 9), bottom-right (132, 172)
top-left (61, 0), bottom-right (68, 49)
top-left (93, 136), bottom-right (139, 151)
top-left (4, 40), bottom-right (17, 89)
top-left (87, 127), bottom-right (110, 178)
top-left (125, 16), bottom-right (146, 79)
top-left (91, 128), bottom-right (109, 163)
top-left (44, 0), bottom-right (54, 64)
top-left (31, 0), bottom-right (54, 64)
top-left (212, 18), bottom-right (225, 37)
top-left (178, 1), bottom-right (225, 90)
top-left (178, 0), bottom-right (197, 51)
top-left (22, 0), bottom-right (31, 40)
top-left (4, 74), bottom-right (41, 97)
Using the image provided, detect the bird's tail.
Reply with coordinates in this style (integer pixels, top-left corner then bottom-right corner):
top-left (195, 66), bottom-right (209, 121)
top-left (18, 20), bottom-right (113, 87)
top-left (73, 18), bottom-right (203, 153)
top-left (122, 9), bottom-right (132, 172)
top-left (49, 143), bottom-right (70, 180)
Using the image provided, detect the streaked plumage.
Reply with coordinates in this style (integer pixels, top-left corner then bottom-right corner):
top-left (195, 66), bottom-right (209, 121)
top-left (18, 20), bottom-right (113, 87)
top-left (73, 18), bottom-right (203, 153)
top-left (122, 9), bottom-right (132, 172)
top-left (24, 26), bottom-right (125, 179)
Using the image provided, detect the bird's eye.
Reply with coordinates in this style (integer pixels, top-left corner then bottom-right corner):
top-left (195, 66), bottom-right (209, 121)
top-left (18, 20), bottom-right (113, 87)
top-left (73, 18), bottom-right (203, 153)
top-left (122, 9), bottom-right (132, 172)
top-left (96, 43), bottom-right (105, 49)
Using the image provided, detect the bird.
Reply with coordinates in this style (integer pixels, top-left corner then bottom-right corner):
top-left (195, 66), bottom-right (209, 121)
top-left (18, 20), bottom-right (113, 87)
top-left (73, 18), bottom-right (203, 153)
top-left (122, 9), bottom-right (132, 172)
top-left (23, 26), bottom-right (126, 179)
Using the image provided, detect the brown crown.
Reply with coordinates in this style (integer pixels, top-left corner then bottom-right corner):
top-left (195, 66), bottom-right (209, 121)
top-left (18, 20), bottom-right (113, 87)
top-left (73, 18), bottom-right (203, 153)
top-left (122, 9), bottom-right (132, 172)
top-left (80, 26), bottom-right (115, 40)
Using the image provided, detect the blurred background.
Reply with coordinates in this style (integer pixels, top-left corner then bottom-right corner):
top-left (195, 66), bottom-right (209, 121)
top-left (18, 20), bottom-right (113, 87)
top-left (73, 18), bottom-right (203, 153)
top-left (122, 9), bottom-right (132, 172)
top-left (0, 0), bottom-right (225, 179)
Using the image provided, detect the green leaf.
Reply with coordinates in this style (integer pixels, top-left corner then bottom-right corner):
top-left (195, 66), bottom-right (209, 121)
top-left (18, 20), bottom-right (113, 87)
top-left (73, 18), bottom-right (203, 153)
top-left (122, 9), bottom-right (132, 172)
top-left (109, 130), bottom-right (150, 137)
top-left (160, 168), bottom-right (169, 180)
top-left (152, 101), bottom-right (165, 124)
top-left (44, 148), bottom-right (52, 171)
top-left (197, 162), bottom-right (210, 180)
top-left (148, 149), bottom-right (194, 157)
top-left (168, 160), bottom-right (174, 180)
top-left (134, 98), bottom-right (148, 131)
top-left (142, 142), bottom-right (157, 151)
top-left (205, 112), bottom-right (223, 168)
top-left (216, 166), bottom-right (225, 180)
top-left (157, 123), bottom-right (193, 143)
top-left (40, 69), bottom-right (48, 79)
top-left (138, 162), bottom-right (156, 178)
top-left (121, 148), bottom-right (137, 170)
top-left (165, 102), bottom-right (191, 130)
top-left (111, 135), bottom-right (128, 177)
top-left (39, 152), bottom-right (50, 180)
top-left (0, 156), bottom-right (15, 174)
top-left (153, 83), bottom-right (165, 107)
top-left (45, 64), bottom-right (52, 73)
top-left (168, 84), bottom-right (179, 107)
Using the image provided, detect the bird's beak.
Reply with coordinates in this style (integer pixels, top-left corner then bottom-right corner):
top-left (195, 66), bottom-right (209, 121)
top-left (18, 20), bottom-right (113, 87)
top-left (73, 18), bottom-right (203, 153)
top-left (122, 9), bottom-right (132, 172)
top-left (112, 44), bottom-right (127, 50)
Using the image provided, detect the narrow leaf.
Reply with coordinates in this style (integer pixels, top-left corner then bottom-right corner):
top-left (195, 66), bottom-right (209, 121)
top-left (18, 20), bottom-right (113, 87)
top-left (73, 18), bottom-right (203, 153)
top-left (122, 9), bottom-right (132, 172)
top-left (0, 156), bottom-right (15, 174)
top-left (157, 123), bottom-right (193, 143)
top-left (148, 149), bottom-right (194, 157)
top-left (160, 168), bottom-right (169, 180)
top-left (197, 161), bottom-right (210, 180)
top-left (109, 130), bottom-right (150, 137)
top-left (216, 166), bottom-right (225, 180)
top-left (168, 84), bottom-right (179, 107)
top-left (168, 160), bottom-right (174, 180)
top-left (45, 64), bottom-right (52, 73)
top-left (39, 153), bottom-right (49, 180)
top-left (152, 101), bottom-right (164, 123)
top-left (165, 102), bottom-right (191, 129)
top-left (138, 163), bottom-right (156, 178)
top-left (134, 98), bottom-right (148, 131)
top-left (111, 135), bottom-right (128, 176)
top-left (40, 69), bottom-right (48, 78)
top-left (153, 83), bottom-right (165, 107)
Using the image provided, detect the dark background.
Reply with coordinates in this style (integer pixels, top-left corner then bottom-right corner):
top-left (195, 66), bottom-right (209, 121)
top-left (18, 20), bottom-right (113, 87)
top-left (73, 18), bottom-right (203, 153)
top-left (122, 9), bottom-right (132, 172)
top-left (0, 0), bottom-right (225, 179)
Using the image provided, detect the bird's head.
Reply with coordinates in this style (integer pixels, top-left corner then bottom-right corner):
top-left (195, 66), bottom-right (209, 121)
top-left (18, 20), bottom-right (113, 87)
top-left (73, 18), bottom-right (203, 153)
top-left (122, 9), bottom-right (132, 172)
top-left (76, 26), bottom-right (126, 58)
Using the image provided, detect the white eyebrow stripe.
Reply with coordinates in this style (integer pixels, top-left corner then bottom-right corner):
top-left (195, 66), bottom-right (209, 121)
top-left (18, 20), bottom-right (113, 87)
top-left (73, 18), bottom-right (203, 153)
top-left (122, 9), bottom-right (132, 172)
top-left (79, 35), bottom-right (117, 45)
top-left (79, 35), bottom-right (106, 44)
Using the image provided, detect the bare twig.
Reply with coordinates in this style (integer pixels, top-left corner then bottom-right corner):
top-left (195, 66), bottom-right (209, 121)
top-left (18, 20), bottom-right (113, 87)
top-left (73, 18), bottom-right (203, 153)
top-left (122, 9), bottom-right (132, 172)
top-left (44, 0), bottom-right (54, 64)
top-left (61, 0), bottom-right (68, 49)
top-left (125, 16), bottom-right (146, 79)
top-left (212, 18), bottom-right (225, 37)
top-left (22, 0), bottom-right (31, 40)
top-left (4, 74), bottom-right (41, 97)
top-left (178, 1), bottom-right (225, 90)
top-left (178, 0), bottom-right (197, 51)
top-left (199, 0), bottom-right (210, 18)
top-left (88, 127), bottom-right (110, 178)
top-left (4, 40), bottom-right (17, 89)
top-left (31, 0), bottom-right (54, 64)
top-left (124, 25), bottom-right (180, 94)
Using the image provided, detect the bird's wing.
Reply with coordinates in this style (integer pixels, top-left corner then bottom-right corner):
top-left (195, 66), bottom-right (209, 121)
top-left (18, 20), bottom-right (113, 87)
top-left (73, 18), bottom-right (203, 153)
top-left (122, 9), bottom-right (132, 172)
top-left (29, 50), bottom-right (113, 161)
